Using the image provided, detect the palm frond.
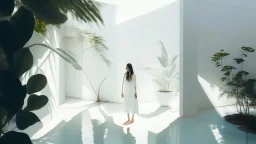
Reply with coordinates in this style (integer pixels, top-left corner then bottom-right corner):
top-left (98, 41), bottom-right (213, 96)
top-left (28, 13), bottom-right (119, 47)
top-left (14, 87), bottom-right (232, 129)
top-left (53, 0), bottom-right (103, 24)
top-left (21, 0), bottom-right (67, 24)
top-left (21, 0), bottom-right (103, 25)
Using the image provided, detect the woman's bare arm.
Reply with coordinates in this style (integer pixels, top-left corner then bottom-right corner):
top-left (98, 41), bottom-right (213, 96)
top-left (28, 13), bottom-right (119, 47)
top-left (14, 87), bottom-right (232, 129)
top-left (122, 73), bottom-right (125, 93)
top-left (134, 74), bottom-right (137, 93)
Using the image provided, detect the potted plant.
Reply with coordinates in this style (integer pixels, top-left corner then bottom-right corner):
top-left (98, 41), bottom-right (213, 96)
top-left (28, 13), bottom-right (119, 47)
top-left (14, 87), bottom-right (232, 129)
top-left (212, 47), bottom-right (256, 134)
top-left (144, 41), bottom-right (179, 106)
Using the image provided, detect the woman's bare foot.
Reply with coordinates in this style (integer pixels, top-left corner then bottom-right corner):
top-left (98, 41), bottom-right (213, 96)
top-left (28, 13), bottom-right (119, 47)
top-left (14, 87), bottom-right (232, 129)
top-left (123, 120), bottom-right (130, 125)
top-left (128, 119), bottom-right (134, 124)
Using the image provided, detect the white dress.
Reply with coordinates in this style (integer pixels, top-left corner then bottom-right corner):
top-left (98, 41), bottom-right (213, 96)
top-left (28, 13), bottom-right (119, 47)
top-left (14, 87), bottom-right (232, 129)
top-left (123, 73), bottom-right (139, 114)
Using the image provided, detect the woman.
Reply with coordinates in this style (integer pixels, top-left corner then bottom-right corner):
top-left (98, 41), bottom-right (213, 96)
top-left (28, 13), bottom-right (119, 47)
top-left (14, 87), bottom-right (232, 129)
top-left (121, 63), bottom-right (138, 125)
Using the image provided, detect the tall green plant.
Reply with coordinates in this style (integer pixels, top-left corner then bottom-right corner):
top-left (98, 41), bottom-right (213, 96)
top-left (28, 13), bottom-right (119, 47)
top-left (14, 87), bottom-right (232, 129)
top-left (212, 47), bottom-right (256, 115)
top-left (0, 0), bottom-right (103, 143)
top-left (0, 6), bottom-right (49, 144)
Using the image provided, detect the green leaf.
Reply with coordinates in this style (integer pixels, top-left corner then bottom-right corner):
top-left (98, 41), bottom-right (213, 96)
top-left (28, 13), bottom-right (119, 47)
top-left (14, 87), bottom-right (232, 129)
top-left (212, 51), bottom-right (230, 62)
top-left (220, 77), bottom-right (227, 82)
top-left (16, 110), bottom-right (40, 130)
top-left (34, 17), bottom-right (47, 35)
top-left (226, 81), bottom-right (233, 86)
top-left (21, 0), bottom-right (67, 24)
top-left (0, 71), bottom-right (27, 115)
top-left (234, 58), bottom-right (245, 64)
top-left (84, 1), bottom-right (104, 23)
top-left (54, 0), bottom-right (103, 24)
top-left (0, 0), bottom-right (14, 18)
top-left (10, 6), bottom-right (35, 48)
top-left (0, 131), bottom-right (32, 144)
top-left (224, 71), bottom-right (230, 76)
top-left (215, 61), bottom-right (220, 67)
top-left (13, 48), bottom-right (33, 77)
top-left (25, 94), bottom-right (48, 111)
top-left (0, 21), bottom-right (19, 65)
top-left (27, 74), bottom-right (47, 94)
top-left (221, 65), bottom-right (235, 71)
top-left (242, 47), bottom-right (255, 52)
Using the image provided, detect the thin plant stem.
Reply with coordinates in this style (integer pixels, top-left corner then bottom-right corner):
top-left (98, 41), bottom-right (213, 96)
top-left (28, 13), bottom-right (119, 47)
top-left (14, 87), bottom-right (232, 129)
top-left (80, 47), bottom-right (97, 97)
top-left (34, 50), bottom-right (52, 75)
top-left (97, 68), bottom-right (110, 102)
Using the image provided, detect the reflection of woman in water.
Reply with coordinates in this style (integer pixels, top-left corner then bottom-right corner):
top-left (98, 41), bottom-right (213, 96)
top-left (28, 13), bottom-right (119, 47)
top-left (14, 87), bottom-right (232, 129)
top-left (124, 128), bottom-right (136, 144)
top-left (121, 63), bottom-right (139, 125)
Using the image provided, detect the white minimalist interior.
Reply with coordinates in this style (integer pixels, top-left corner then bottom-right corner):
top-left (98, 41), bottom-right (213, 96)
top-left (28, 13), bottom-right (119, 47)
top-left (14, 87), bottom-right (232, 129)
top-left (12, 0), bottom-right (256, 144)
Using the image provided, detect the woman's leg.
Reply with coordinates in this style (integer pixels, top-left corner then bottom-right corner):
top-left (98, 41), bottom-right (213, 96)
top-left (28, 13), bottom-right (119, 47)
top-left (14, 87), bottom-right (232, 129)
top-left (123, 113), bottom-right (130, 125)
top-left (127, 113), bottom-right (130, 121)
top-left (129, 114), bottom-right (134, 124)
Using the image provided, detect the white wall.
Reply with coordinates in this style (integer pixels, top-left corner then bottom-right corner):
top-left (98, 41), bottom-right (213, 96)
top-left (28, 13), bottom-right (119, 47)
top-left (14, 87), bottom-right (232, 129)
top-left (197, 0), bottom-right (256, 109)
top-left (181, 0), bottom-right (256, 114)
top-left (64, 3), bottom-right (117, 102)
top-left (180, 0), bottom-right (199, 116)
top-left (116, 1), bottom-right (180, 103)
top-left (64, 1), bottom-right (180, 104)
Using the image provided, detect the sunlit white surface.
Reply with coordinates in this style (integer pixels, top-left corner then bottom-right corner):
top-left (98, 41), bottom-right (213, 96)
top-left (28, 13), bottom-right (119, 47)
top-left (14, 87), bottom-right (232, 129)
top-left (32, 99), bottom-right (256, 144)
top-left (198, 75), bottom-right (236, 108)
top-left (96, 0), bottom-right (178, 24)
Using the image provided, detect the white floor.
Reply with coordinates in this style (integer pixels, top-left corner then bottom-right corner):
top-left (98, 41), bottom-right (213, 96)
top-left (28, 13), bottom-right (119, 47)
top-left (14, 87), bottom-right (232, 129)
top-left (31, 99), bottom-right (256, 144)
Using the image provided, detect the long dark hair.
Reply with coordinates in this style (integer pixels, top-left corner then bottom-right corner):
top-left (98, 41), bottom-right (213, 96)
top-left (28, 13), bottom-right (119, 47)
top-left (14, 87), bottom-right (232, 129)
top-left (126, 63), bottom-right (134, 81)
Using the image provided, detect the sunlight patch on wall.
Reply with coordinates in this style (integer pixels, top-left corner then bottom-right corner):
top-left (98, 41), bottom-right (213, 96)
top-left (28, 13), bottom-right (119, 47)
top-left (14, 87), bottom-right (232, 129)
top-left (198, 75), bottom-right (236, 110)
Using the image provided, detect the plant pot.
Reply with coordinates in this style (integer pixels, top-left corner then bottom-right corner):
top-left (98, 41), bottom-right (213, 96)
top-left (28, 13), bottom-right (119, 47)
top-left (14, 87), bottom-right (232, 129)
top-left (156, 91), bottom-right (178, 107)
top-left (224, 114), bottom-right (256, 134)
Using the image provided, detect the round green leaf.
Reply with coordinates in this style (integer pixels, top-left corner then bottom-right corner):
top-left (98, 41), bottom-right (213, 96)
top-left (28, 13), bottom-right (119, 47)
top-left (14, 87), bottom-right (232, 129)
top-left (13, 48), bottom-right (33, 77)
top-left (0, 0), bottom-right (14, 18)
top-left (10, 6), bottom-right (35, 48)
top-left (27, 74), bottom-right (47, 94)
top-left (25, 94), bottom-right (48, 111)
top-left (16, 110), bottom-right (40, 130)
top-left (0, 131), bottom-right (32, 144)
top-left (0, 21), bottom-right (20, 66)
top-left (0, 71), bottom-right (27, 116)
